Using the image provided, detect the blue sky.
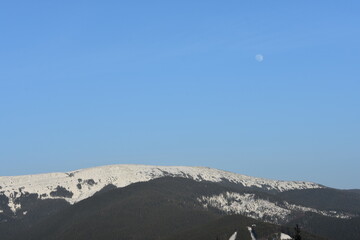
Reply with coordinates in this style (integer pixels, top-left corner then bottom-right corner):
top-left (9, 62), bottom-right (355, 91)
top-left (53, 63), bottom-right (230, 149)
top-left (1, 1), bottom-right (359, 189)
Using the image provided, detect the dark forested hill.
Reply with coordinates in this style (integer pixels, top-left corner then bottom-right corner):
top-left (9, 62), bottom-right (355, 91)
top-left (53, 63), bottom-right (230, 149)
top-left (1, 176), bottom-right (359, 240)
top-left (0, 177), bottom-right (354, 240)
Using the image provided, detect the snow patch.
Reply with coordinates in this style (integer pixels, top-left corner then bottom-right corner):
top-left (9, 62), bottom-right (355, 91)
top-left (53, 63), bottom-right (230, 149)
top-left (198, 192), bottom-right (352, 223)
top-left (280, 233), bottom-right (292, 239)
top-left (247, 227), bottom-right (256, 240)
top-left (284, 202), bottom-right (351, 219)
top-left (229, 231), bottom-right (237, 240)
top-left (8, 197), bottom-right (21, 214)
top-left (199, 192), bottom-right (291, 223)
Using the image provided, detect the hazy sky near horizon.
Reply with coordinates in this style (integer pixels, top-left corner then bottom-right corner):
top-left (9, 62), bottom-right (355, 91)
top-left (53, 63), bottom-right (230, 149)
top-left (1, 1), bottom-right (359, 189)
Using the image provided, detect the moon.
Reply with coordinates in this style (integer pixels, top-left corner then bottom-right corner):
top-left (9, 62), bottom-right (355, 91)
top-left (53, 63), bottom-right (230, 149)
top-left (255, 54), bottom-right (264, 62)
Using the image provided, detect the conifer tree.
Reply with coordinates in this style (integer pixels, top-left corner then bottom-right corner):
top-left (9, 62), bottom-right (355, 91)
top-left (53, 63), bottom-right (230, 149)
top-left (294, 224), bottom-right (301, 240)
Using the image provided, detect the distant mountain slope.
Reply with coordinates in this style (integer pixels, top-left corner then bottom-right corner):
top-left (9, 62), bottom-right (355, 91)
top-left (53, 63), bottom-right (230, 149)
top-left (0, 164), bottom-right (323, 214)
top-left (1, 165), bottom-right (359, 240)
top-left (278, 188), bottom-right (360, 213)
top-left (7, 178), bottom-right (324, 240)
top-left (11, 178), bottom-right (221, 240)
top-left (287, 213), bottom-right (360, 240)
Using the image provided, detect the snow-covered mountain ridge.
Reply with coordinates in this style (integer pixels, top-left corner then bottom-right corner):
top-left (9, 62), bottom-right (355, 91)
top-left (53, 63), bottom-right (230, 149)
top-left (0, 164), bottom-right (323, 213)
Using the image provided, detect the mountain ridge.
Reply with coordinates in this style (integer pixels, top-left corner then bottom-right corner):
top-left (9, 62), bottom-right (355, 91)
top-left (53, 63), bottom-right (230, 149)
top-left (1, 172), bottom-right (360, 240)
top-left (3, 177), bottom-right (327, 240)
top-left (0, 164), bottom-right (324, 214)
